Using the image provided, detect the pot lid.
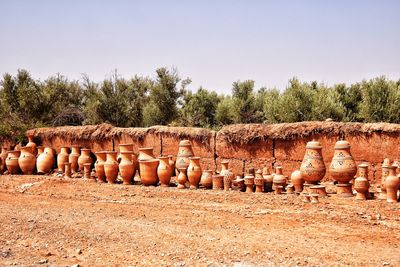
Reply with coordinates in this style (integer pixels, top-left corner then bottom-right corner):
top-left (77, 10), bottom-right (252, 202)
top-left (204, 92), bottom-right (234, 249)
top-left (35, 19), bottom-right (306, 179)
top-left (334, 140), bottom-right (350, 149)
top-left (305, 140), bottom-right (322, 149)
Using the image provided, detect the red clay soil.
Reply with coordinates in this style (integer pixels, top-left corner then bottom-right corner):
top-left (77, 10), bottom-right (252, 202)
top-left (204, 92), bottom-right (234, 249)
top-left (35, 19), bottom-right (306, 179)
top-left (0, 175), bottom-right (399, 266)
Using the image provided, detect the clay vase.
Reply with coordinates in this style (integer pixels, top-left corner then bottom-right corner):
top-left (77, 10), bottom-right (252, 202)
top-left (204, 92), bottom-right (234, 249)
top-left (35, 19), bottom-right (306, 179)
top-left (223, 171), bottom-right (233, 191)
top-left (6, 150), bottom-right (21, 174)
top-left (291, 170), bottom-right (304, 193)
top-left (69, 146), bottom-right (81, 173)
top-left (220, 160), bottom-right (230, 176)
top-left (26, 134), bottom-right (37, 156)
top-left (104, 152), bottom-right (119, 184)
top-left (157, 156), bottom-right (172, 187)
top-left (138, 147), bottom-right (155, 161)
top-left (57, 147), bottom-right (69, 173)
top-left (200, 170), bottom-right (213, 189)
top-left (273, 166), bottom-right (287, 190)
top-left (64, 162), bottom-right (71, 178)
top-left (119, 152), bottom-right (135, 185)
top-left (168, 155), bottom-right (176, 177)
top-left (212, 174), bottom-right (224, 190)
top-left (83, 163), bottom-right (92, 179)
top-left (187, 157), bottom-right (202, 189)
top-left (176, 140), bottom-right (194, 174)
top-left (254, 170), bottom-right (264, 193)
top-left (117, 143), bottom-right (134, 162)
top-left (18, 147), bottom-right (36, 175)
top-left (139, 159), bottom-right (159, 186)
top-left (385, 166), bottom-right (399, 203)
top-left (262, 167), bottom-right (273, 192)
top-left (300, 140), bottom-right (326, 185)
top-left (36, 147), bottom-right (55, 174)
top-left (244, 175), bottom-right (255, 193)
top-left (177, 168), bottom-right (188, 189)
top-left (78, 148), bottom-right (92, 172)
top-left (94, 151), bottom-right (107, 183)
top-left (329, 140), bottom-right (357, 184)
top-left (1, 147), bottom-right (9, 174)
top-left (354, 163), bottom-right (370, 200)
top-left (37, 146), bottom-right (44, 156)
top-left (379, 158), bottom-right (391, 200)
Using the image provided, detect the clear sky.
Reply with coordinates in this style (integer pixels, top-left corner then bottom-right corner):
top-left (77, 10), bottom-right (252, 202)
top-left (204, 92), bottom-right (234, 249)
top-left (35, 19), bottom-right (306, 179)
top-left (0, 0), bottom-right (399, 94)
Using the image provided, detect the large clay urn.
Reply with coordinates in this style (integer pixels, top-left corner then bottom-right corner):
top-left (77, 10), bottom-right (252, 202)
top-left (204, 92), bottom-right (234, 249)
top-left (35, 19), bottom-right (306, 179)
top-left (26, 134), bottom-right (37, 156)
top-left (176, 140), bottom-right (194, 174)
top-left (354, 163), bottom-right (370, 200)
top-left (57, 147), bottom-right (69, 172)
top-left (6, 150), bottom-right (20, 174)
top-left (78, 148), bottom-right (93, 172)
top-left (118, 143), bottom-right (134, 162)
top-left (291, 170), bottom-right (304, 193)
top-left (273, 166), bottom-right (287, 190)
top-left (104, 151), bottom-right (119, 184)
top-left (385, 166), bottom-right (399, 203)
top-left (69, 146), bottom-right (80, 173)
top-left (94, 151), bottom-right (107, 183)
top-left (300, 140), bottom-right (326, 184)
top-left (329, 140), bottom-right (357, 183)
top-left (200, 170), bottom-right (213, 189)
top-left (139, 159), bottom-right (159, 186)
top-left (36, 147), bottom-right (55, 174)
top-left (119, 151), bottom-right (135, 185)
top-left (0, 147), bottom-right (8, 174)
top-left (157, 156), bottom-right (172, 187)
top-left (18, 147), bottom-right (36, 175)
top-left (262, 166), bottom-right (273, 192)
top-left (187, 157), bottom-right (202, 189)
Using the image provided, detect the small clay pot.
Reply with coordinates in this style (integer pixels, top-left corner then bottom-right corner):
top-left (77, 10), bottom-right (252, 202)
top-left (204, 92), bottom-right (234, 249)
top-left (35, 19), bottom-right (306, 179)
top-left (300, 140), bottom-right (326, 184)
top-left (139, 159), bottom-right (159, 186)
top-left (64, 162), bottom-right (71, 178)
top-left (262, 166), bottom-right (273, 192)
top-left (168, 155), bottom-right (176, 177)
top-left (223, 175), bottom-right (232, 191)
top-left (57, 147), bottom-right (69, 173)
top-left (177, 168), bottom-right (188, 189)
top-left (254, 170), bottom-right (264, 193)
top-left (157, 156), bottom-right (172, 187)
top-left (290, 170), bottom-right (304, 193)
top-left (286, 184), bottom-right (294, 194)
top-left (310, 194), bottom-right (319, 204)
top-left (104, 151), bottom-right (119, 184)
top-left (273, 166), bottom-right (286, 190)
top-left (200, 170), bottom-right (213, 189)
top-left (95, 151), bottom-right (107, 183)
top-left (274, 185), bottom-right (283, 194)
top-left (385, 166), bottom-right (399, 203)
top-left (83, 163), bottom-right (92, 179)
top-left (118, 143), bottom-right (134, 162)
top-left (235, 176), bottom-right (246, 192)
top-left (36, 147), bottom-right (55, 174)
top-left (212, 174), bottom-right (224, 190)
top-left (379, 159), bottom-right (391, 200)
top-left (138, 147), bottom-right (155, 161)
top-left (336, 183), bottom-right (353, 197)
top-left (187, 157), bottom-right (202, 189)
top-left (6, 150), bottom-right (21, 174)
top-left (309, 185), bottom-right (328, 197)
top-left (78, 148), bottom-right (93, 172)
top-left (18, 147), bottom-right (36, 175)
top-left (244, 175), bottom-right (254, 193)
top-left (303, 193), bottom-right (311, 203)
top-left (354, 163), bottom-right (370, 201)
top-left (119, 152), bottom-right (135, 185)
top-left (69, 146), bottom-right (81, 173)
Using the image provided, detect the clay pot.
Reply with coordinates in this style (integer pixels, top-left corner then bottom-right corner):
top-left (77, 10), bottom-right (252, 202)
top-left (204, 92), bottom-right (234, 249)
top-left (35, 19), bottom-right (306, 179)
top-left (187, 157), bottom-right (202, 189)
top-left (290, 170), bottom-right (304, 193)
top-left (385, 166), bottom-right (399, 203)
top-left (354, 163), bottom-right (370, 200)
top-left (117, 143), bottom-right (134, 162)
top-left (254, 170), bottom-right (264, 193)
top-left (64, 162), bottom-right (71, 178)
top-left (157, 156), bottom-right (172, 187)
top-left (262, 167), bottom-right (273, 192)
top-left (26, 134), bottom-right (37, 156)
top-left (310, 194), bottom-right (319, 204)
top-left (309, 185), bottom-right (328, 197)
top-left (286, 185), bottom-right (294, 194)
top-left (300, 140), bottom-right (326, 184)
top-left (329, 140), bottom-right (357, 184)
top-left (37, 146), bottom-right (44, 156)
top-left (83, 163), bottom-right (92, 179)
top-left (177, 168), bottom-right (187, 189)
top-left (200, 170), bottom-right (213, 189)
top-left (235, 176), bottom-right (246, 192)
top-left (18, 147), bottom-right (36, 175)
top-left (303, 193), bottom-right (311, 203)
top-left (212, 174), bottom-right (224, 190)
top-left (36, 147), bottom-right (55, 174)
top-left (273, 166), bottom-right (287, 190)
top-left (69, 146), bottom-right (81, 173)
top-left (78, 149), bottom-right (92, 172)
top-left (379, 158), bottom-right (391, 200)
top-left (244, 175), bottom-right (254, 193)
top-left (274, 185), bottom-right (283, 194)
top-left (57, 147), bottom-right (69, 173)
top-left (168, 156), bottom-right (176, 177)
top-left (104, 152), bottom-right (119, 184)
top-left (119, 152), bottom-right (135, 185)
top-left (138, 147), bottom-right (155, 161)
top-left (6, 150), bottom-right (20, 174)
top-left (139, 159), bottom-right (159, 186)
top-left (94, 152), bottom-right (107, 183)
top-left (220, 160), bottom-right (230, 176)
top-left (0, 147), bottom-right (8, 174)
top-left (176, 140), bottom-right (194, 174)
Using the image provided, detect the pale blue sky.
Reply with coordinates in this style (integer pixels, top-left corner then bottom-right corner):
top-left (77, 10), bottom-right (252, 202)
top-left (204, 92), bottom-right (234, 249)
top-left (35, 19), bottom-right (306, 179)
top-left (0, 0), bottom-right (399, 93)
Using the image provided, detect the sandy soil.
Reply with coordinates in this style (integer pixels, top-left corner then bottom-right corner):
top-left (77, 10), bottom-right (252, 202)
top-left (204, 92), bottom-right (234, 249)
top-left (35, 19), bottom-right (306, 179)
top-left (0, 175), bottom-right (399, 266)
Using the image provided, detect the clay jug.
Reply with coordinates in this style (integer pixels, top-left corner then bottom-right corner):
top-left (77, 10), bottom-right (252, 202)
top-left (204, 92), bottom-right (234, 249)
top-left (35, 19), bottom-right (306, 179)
top-left (18, 147), bottom-right (36, 175)
top-left (69, 146), bottom-right (80, 173)
top-left (187, 157), bottom-right (202, 189)
top-left (291, 170), bottom-right (304, 193)
top-left (26, 134), bottom-right (37, 156)
top-left (385, 166), bottom-right (399, 203)
top-left (300, 140), bottom-right (326, 184)
top-left (57, 147), bottom-right (69, 172)
top-left (262, 166), bottom-right (273, 192)
top-left (36, 147), bottom-right (55, 174)
top-left (168, 155), bottom-right (176, 177)
top-left (329, 140), bottom-right (357, 184)
top-left (244, 175), bottom-right (254, 193)
top-left (104, 151), bottom-right (119, 184)
top-left (273, 166), bottom-right (287, 190)
top-left (212, 174), bottom-right (224, 190)
top-left (94, 151), bottom-right (107, 183)
top-left (157, 156), bottom-right (172, 187)
top-left (117, 143), bottom-right (134, 162)
top-left (200, 170), bottom-right (213, 189)
top-left (1, 147), bottom-right (8, 174)
top-left (176, 140), bottom-right (194, 174)
top-left (254, 169), bottom-right (264, 193)
top-left (37, 146), bottom-right (44, 156)
top-left (78, 148), bottom-right (92, 172)
top-left (6, 150), bottom-right (20, 174)
top-left (119, 151), bottom-right (135, 185)
top-left (177, 168), bottom-right (187, 189)
top-left (354, 163), bottom-right (370, 200)
top-left (139, 159), bottom-right (159, 186)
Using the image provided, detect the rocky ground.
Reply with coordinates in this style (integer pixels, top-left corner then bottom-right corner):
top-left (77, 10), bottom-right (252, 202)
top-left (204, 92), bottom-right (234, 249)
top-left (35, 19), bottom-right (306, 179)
top-left (0, 175), bottom-right (399, 266)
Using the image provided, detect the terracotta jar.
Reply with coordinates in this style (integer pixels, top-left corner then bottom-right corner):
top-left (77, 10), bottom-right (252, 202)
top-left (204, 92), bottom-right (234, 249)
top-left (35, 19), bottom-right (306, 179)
top-left (69, 146), bottom-right (81, 173)
top-left (329, 140), bottom-right (357, 184)
top-left (176, 140), bottom-right (194, 174)
top-left (275, 185), bottom-right (283, 194)
top-left (354, 163), bottom-right (370, 200)
top-left (83, 163), bottom-right (92, 179)
top-left (64, 162), bottom-right (71, 178)
top-left (220, 160), bottom-right (230, 176)
top-left (117, 143), bottom-right (134, 162)
top-left (78, 148), bottom-right (92, 172)
top-left (273, 166), bottom-right (287, 190)
top-left (186, 157), bottom-right (202, 189)
top-left (177, 168), bottom-right (187, 189)
top-left (290, 170), bottom-right (304, 193)
top-left (235, 176), bottom-right (246, 192)
top-left (6, 150), bottom-right (20, 174)
top-left (36, 147), bottom-right (55, 174)
top-left (18, 147), bottom-right (36, 175)
top-left (104, 151), bottom-right (119, 184)
top-left (157, 156), bottom-right (172, 187)
top-left (385, 166), bottom-right (399, 203)
top-left (254, 170), bottom-right (264, 193)
top-left (300, 140), bottom-right (326, 184)
top-left (379, 158), bottom-right (391, 200)
top-left (223, 171), bottom-right (233, 191)
top-left (168, 155), bottom-right (176, 177)
top-left (26, 134), bottom-right (37, 156)
top-left (57, 147), bottom-right (69, 173)
top-left (1, 147), bottom-right (8, 174)
top-left (244, 175), bottom-right (254, 193)
top-left (139, 159), bottom-right (159, 186)
top-left (37, 146), bottom-right (44, 156)
top-left (262, 166), bottom-right (273, 192)
top-left (138, 147), bottom-right (155, 161)
top-left (119, 151), bottom-right (135, 185)
top-left (200, 170), bottom-right (213, 189)
top-left (212, 174), bottom-right (224, 190)
top-left (94, 151), bottom-right (107, 183)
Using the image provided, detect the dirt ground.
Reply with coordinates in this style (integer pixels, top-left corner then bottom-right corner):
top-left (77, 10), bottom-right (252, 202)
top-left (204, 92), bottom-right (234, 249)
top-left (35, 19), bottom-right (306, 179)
top-left (0, 175), bottom-right (399, 266)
